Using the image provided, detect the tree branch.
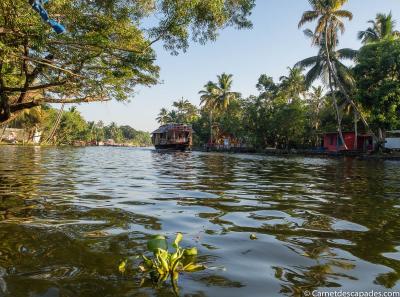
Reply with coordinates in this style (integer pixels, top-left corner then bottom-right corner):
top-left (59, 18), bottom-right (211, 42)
top-left (3, 80), bottom-right (67, 93)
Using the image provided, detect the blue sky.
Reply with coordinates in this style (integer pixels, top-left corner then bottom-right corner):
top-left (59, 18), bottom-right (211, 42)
top-left (77, 0), bottom-right (400, 132)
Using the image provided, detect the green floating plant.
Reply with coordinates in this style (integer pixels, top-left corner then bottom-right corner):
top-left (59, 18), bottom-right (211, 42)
top-left (119, 233), bottom-right (206, 294)
top-left (140, 233), bottom-right (206, 282)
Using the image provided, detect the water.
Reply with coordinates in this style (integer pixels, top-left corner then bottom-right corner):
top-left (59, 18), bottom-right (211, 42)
top-left (0, 146), bottom-right (399, 297)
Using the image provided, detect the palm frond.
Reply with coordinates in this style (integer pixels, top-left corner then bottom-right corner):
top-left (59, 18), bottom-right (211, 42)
top-left (334, 10), bottom-right (353, 21)
top-left (336, 48), bottom-right (358, 60)
top-left (298, 10), bottom-right (319, 28)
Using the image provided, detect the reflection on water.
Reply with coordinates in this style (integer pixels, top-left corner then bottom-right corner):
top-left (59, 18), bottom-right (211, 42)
top-left (0, 146), bottom-right (400, 296)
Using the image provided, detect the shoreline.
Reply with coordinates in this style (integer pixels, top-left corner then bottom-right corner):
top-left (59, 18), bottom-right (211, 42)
top-left (2, 143), bottom-right (400, 161)
top-left (193, 147), bottom-right (400, 161)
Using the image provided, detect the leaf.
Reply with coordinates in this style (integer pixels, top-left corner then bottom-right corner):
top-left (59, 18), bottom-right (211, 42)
top-left (183, 263), bottom-right (206, 272)
top-left (119, 260), bottom-right (127, 274)
top-left (184, 247), bottom-right (198, 256)
top-left (147, 235), bottom-right (168, 253)
top-left (173, 232), bottom-right (183, 249)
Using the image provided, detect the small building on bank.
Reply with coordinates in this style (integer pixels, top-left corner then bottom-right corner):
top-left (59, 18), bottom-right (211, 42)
top-left (322, 131), bottom-right (374, 152)
top-left (384, 131), bottom-right (400, 150)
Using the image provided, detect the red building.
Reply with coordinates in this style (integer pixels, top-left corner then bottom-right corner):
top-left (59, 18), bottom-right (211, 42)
top-left (323, 132), bottom-right (374, 152)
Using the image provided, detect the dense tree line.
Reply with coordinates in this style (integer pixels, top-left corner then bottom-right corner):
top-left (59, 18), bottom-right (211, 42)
top-left (157, 7), bottom-right (400, 150)
top-left (7, 105), bottom-right (151, 146)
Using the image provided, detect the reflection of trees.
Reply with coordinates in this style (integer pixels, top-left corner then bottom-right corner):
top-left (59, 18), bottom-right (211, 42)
top-left (152, 152), bottom-right (400, 292)
top-left (273, 237), bottom-right (358, 295)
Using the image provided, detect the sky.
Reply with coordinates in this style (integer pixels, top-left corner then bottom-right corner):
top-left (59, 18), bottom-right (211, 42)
top-left (77, 0), bottom-right (400, 132)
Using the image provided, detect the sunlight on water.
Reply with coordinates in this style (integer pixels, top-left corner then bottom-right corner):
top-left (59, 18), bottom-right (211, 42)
top-left (0, 146), bottom-right (400, 296)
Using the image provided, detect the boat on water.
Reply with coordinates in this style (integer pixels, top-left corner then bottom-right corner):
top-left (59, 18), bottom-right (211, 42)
top-left (151, 123), bottom-right (193, 151)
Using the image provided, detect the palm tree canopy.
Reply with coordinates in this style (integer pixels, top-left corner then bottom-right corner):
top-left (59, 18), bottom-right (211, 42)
top-left (358, 12), bottom-right (400, 44)
top-left (295, 28), bottom-right (357, 89)
top-left (298, 0), bottom-right (352, 48)
top-left (199, 73), bottom-right (240, 113)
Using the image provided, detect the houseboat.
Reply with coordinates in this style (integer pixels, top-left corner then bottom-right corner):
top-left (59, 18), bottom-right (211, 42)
top-left (151, 124), bottom-right (193, 151)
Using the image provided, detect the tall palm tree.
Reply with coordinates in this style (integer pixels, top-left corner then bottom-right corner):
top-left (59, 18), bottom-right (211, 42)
top-left (199, 73), bottom-right (240, 144)
top-left (299, 0), bottom-right (376, 147)
top-left (172, 97), bottom-right (198, 123)
top-left (358, 12), bottom-right (400, 44)
top-left (156, 108), bottom-right (169, 124)
top-left (213, 73), bottom-right (240, 111)
top-left (296, 29), bottom-right (357, 89)
top-left (307, 86), bottom-right (325, 132)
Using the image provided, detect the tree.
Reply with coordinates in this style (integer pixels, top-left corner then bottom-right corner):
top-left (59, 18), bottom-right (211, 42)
top-left (279, 67), bottom-right (307, 102)
top-left (172, 98), bottom-right (198, 123)
top-left (199, 73), bottom-right (240, 144)
top-left (354, 39), bottom-right (400, 130)
top-left (306, 86), bottom-right (326, 145)
top-left (298, 0), bottom-right (360, 148)
top-left (296, 30), bottom-right (357, 90)
top-left (0, 0), bottom-right (255, 124)
top-left (157, 108), bottom-right (170, 125)
top-left (358, 12), bottom-right (400, 44)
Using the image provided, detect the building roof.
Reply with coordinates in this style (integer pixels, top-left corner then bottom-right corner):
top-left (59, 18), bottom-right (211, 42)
top-left (152, 123), bottom-right (192, 134)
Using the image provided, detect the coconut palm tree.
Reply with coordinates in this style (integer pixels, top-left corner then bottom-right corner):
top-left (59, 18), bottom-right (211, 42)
top-left (358, 12), bottom-right (400, 44)
top-left (296, 29), bottom-right (357, 89)
top-left (279, 67), bottom-right (307, 101)
top-left (172, 97), bottom-right (198, 123)
top-left (307, 86), bottom-right (326, 132)
top-left (299, 0), bottom-right (376, 147)
top-left (156, 108), bottom-right (170, 124)
top-left (298, 0), bottom-right (352, 48)
top-left (199, 73), bottom-right (240, 144)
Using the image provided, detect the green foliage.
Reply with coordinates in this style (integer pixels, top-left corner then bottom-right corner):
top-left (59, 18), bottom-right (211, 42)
top-left (119, 233), bottom-right (205, 293)
top-left (358, 12), bottom-right (400, 44)
top-left (354, 39), bottom-right (400, 130)
top-left (157, 99), bottom-right (199, 125)
top-left (0, 0), bottom-right (255, 122)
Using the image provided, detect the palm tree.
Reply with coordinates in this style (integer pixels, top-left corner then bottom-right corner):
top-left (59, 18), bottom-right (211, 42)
top-left (298, 0), bottom-right (352, 49)
top-left (307, 86), bottom-right (325, 132)
top-left (199, 73), bottom-right (240, 144)
top-left (279, 67), bottom-right (307, 101)
top-left (296, 29), bottom-right (357, 89)
top-left (358, 12), bottom-right (400, 44)
top-left (167, 110), bottom-right (178, 123)
top-left (156, 108), bottom-right (169, 124)
top-left (299, 0), bottom-right (376, 147)
top-left (172, 97), bottom-right (198, 123)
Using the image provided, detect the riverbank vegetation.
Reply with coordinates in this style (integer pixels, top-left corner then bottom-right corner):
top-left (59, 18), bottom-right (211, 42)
top-left (157, 6), bottom-right (400, 150)
top-left (3, 105), bottom-right (151, 146)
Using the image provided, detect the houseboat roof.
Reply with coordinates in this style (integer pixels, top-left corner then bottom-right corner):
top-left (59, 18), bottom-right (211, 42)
top-left (152, 123), bottom-right (192, 134)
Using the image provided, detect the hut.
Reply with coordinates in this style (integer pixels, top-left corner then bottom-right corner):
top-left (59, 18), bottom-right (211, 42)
top-left (322, 131), bottom-right (374, 152)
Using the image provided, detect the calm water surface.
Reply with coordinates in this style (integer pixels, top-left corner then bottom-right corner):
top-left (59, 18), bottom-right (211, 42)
top-left (0, 146), bottom-right (399, 297)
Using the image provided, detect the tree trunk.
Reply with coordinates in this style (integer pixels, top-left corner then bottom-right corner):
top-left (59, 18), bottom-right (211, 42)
top-left (323, 27), bottom-right (377, 143)
top-left (328, 72), bottom-right (347, 150)
top-left (42, 103), bottom-right (65, 144)
top-left (209, 111), bottom-right (213, 145)
top-left (0, 125), bottom-right (7, 142)
top-left (354, 111), bottom-right (358, 150)
top-left (324, 27), bottom-right (347, 150)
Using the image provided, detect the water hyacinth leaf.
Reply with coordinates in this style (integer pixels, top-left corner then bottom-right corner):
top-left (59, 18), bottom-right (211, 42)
top-left (147, 235), bottom-right (168, 252)
top-left (184, 247), bottom-right (198, 256)
top-left (173, 232), bottom-right (183, 249)
top-left (119, 260), bottom-right (127, 274)
top-left (183, 263), bottom-right (206, 272)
